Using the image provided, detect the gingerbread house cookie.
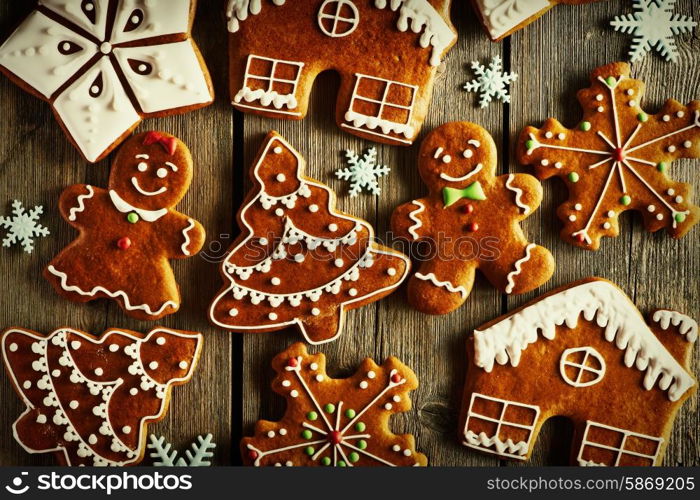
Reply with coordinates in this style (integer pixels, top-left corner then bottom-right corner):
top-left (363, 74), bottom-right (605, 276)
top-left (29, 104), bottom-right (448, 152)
top-left (460, 278), bottom-right (697, 466)
top-left (226, 0), bottom-right (456, 146)
top-left (0, 0), bottom-right (214, 162)
top-left (209, 131), bottom-right (410, 344)
top-left (2, 326), bottom-right (202, 466)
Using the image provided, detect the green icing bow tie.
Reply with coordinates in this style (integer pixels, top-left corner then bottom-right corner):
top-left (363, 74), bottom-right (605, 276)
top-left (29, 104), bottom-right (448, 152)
top-left (442, 182), bottom-right (487, 207)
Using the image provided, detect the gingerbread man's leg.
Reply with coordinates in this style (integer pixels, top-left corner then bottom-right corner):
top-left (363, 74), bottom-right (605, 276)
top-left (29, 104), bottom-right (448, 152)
top-left (480, 242), bottom-right (554, 295)
top-left (407, 259), bottom-right (477, 315)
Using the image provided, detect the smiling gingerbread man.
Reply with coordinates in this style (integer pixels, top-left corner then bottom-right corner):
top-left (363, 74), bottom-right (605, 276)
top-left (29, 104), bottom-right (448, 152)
top-left (45, 132), bottom-right (205, 320)
top-left (392, 122), bottom-right (554, 315)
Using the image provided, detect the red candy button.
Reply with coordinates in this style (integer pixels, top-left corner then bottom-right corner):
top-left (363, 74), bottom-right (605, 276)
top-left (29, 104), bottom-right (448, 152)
top-left (248, 450), bottom-right (258, 460)
top-left (287, 357), bottom-right (298, 368)
top-left (466, 223), bottom-right (479, 232)
top-left (464, 203), bottom-right (474, 214)
top-left (329, 431), bottom-right (342, 445)
top-left (391, 373), bottom-right (402, 384)
top-left (117, 237), bottom-right (131, 250)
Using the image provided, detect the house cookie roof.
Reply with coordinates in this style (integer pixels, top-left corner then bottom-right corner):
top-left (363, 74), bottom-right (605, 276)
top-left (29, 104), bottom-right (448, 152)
top-left (472, 279), bottom-right (697, 401)
top-left (226, 0), bottom-right (456, 66)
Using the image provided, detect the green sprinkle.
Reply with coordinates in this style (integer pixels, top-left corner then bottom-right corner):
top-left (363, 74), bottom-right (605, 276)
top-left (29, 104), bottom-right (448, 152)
top-left (357, 440), bottom-right (367, 450)
top-left (525, 139), bottom-right (535, 151)
top-left (321, 457), bottom-right (331, 466)
top-left (127, 213), bottom-right (139, 224)
top-left (301, 430), bottom-right (312, 440)
top-left (349, 452), bottom-right (360, 463)
top-left (324, 403), bottom-right (336, 414)
top-left (620, 195), bottom-right (632, 206)
top-left (338, 461), bottom-right (347, 467)
top-left (606, 76), bottom-right (616, 87)
top-left (355, 422), bottom-right (366, 432)
top-left (579, 121), bottom-right (591, 131)
top-left (305, 446), bottom-right (315, 456)
top-left (637, 112), bottom-right (648, 122)
top-left (307, 411), bottom-right (318, 421)
top-left (568, 172), bottom-right (580, 183)
top-left (344, 409), bottom-right (356, 419)
top-left (656, 162), bottom-right (667, 172)
top-left (675, 213), bottom-right (686, 223)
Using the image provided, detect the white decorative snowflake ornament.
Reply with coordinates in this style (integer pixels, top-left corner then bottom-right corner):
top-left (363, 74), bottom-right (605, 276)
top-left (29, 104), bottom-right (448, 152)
top-left (463, 56), bottom-right (518, 109)
top-left (0, 200), bottom-right (50, 254)
top-left (148, 434), bottom-right (216, 466)
top-left (335, 147), bottom-right (390, 197)
top-left (611, 0), bottom-right (697, 63)
top-left (0, 0), bottom-right (213, 162)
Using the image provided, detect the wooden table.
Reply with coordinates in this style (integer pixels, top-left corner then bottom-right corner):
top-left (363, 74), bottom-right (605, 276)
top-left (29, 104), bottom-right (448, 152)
top-left (1, 0), bottom-right (697, 466)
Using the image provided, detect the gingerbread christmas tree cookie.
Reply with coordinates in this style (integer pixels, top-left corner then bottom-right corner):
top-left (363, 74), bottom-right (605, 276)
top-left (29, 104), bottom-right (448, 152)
top-left (242, 343), bottom-right (427, 467)
top-left (2, 326), bottom-right (202, 466)
top-left (45, 131), bottom-right (206, 320)
top-left (391, 122), bottom-right (554, 315)
top-left (209, 132), bottom-right (410, 344)
top-left (517, 62), bottom-right (700, 250)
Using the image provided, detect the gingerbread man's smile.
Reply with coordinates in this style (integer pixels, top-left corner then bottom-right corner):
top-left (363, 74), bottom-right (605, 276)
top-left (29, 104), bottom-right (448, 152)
top-left (130, 154), bottom-right (178, 197)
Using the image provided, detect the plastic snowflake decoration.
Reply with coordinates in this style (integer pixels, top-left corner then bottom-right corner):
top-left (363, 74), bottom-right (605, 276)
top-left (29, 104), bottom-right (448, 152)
top-left (0, 0), bottom-right (212, 162)
top-left (335, 147), bottom-right (390, 197)
top-left (148, 434), bottom-right (216, 466)
top-left (463, 55), bottom-right (517, 108)
top-left (1, 200), bottom-right (49, 254)
top-left (611, 0), bottom-right (697, 63)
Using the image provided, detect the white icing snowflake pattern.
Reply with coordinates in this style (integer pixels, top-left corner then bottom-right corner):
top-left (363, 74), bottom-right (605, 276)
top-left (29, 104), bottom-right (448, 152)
top-left (611, 0), bottom-right (697, 63)
top-left (463, 55), bottom-right (518, 108)
top-left (0, 200), bottom-right (50, 254)
top-left (0, 0), bottom-right (212, 162)
top-left (335, 147), bottom-right (390, 197)
top-left (148, 434), bottom-right (216, 466)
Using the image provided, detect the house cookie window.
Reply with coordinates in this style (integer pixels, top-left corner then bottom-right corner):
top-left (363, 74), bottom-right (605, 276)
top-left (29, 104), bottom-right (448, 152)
top-left (317, 0), bottom-right (360, 38)
top-left (233, 55), bottom-right (305, 115)
top-left (577, 420), bottom-right (663, 466)
top-left (559, 347), bottom-right (606, 388)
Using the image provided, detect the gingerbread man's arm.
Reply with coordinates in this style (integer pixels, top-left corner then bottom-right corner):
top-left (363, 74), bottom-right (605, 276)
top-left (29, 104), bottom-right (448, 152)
top-left (161, 212), bottom-right (206, 259)
top-left (391, 198), bottom-right (432, 241)
top-left (500, 173), bottom-right (543, 219)
top-left (58, 184), bottom-right (103, 226)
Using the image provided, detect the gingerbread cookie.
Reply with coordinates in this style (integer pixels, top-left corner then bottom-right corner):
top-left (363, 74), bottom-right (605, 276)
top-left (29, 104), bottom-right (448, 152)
top-left (517, 62), bottom-right (700, 250)
top-left (471, 0), bottom-right (604, 41)
top-left (391, 122), bottom-right (554, 315)
top-left (2, 326), bottom-right (202, 466)
top-left (460, 278), bottom-right (697, 466)
top-left (0, 0), bottom-right (213, 162)
top-left (209, 131), bottom-right (410, 344)
top-left (242, 342), bottom-right (427, 467)
top-left (45, 131), bottom-right (206, 321)
top-left (226, 0), bottom-right (456, 146)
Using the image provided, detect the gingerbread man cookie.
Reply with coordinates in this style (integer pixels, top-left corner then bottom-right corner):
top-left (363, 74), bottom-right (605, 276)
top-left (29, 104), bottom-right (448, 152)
top-left (391, 122), bottom-right (554, 315)
top-left (242, 342), bottom-right (427, 467)
top-left (209, 131), bottom-right (410, 344)
top-left (45, 132), bottom-right (206, 321)
top-left (517, 62), bottom-right (700, 250)
top-left (2, 326), bottom-right (202, 466)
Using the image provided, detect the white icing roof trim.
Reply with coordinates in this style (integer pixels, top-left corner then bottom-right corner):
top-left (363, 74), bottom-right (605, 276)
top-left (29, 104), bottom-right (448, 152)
top-left (473, 281), bottom-right (696, 401)
top-left (653, 310), bottom-right (698, 343)
top-left (226, 0), bottom-right (286, 32)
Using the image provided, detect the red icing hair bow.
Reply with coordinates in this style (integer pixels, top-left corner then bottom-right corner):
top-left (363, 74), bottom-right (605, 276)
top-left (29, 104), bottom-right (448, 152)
top-left (143, 132), bottom-right (177, 155)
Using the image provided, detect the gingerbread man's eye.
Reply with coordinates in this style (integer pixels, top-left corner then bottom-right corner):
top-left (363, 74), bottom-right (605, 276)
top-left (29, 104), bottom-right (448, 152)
top-left (463, 139), bottom-right (481, 159)
top-left (433, 147), bottom-right (452, 164)
top-left (463, 149), bottom-right (473, 158)
top-left (157, 168), bottom-right (168, 179)
top-left (137, 162), bottom-right (148, 172)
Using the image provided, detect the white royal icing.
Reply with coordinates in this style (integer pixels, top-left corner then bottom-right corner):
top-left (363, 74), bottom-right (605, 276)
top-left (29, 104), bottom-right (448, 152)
top-left (110, 0), bottom-right (192, 44)
top-left (473, 280), bottom-right (696, 401)
top-left (504, 243), bottom-right (535, 294)
top-left (39, 0), bottom-right (111, 39)
top-left (473, 0), bottom-right (551, 40)
top-left (652, 310), bottom-right (698, 343)
top-left (181, 219), bottom-right (196, 256)
top-left (577, 420), bottom-right (663, 466)
top-left (407, 200), bottom-right (425, 240)
top-left (68, 186), bottom-right (95, 222)
top-left (109, 190), bottom-right (167, 222)
top-left (414, 272), bottom-right (467, 299)
top-left (226, 0), bottom-right (287, 32)
top-left (505, 174), bottom-right (530, 214)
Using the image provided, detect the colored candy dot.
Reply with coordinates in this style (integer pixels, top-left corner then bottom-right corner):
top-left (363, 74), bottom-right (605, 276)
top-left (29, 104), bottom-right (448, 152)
top-left (321, 457), bottom-right (331, 466)
top-left (344, 409), bottom-right (356, 419)
top-left (579, 121), bottom-right (591, 131)
top-left (466, 222), bottom-right (479, 232)
top-left (620, 195), bottom-right (632, 206)
top-left (637, 112), bottom-right (648, 122)
top-left (287, 357), bottom-right (298, 368)
top-left (525, 140), bottom-right (535, 150)
top-left (305, 446), bottom-right (315, 456)
top-left (391, 373), bottom-right (402, 383)
top-left (349, 452), bottom-right (359, 463)
top-left (307, 411), bottom-right (318, 421)
top-left (606, 76), bottom-right (616, 86)
top-left (568, 172), bottom-right (580, 183)
top-left (301, 430), bottom-right (312, 439)
top-left (657, 162), bottom-right (667, 172)
top-left (324, 403), bottom-right (336, 414)
top-left (248, 450), bottom-right (258, 460)
top-left (338, 461), bottom-right (347, 467)
top-left (117, 237), bottom-right (131, 250)
top-left (355, 422), bottom-right (366, 432)
top-left (675, 213), bottom-right (686, 223)
top-left (357, 440), bottom-right (367, 450)
top-left (127, 213), bottom-right (139, 224)
top-left (464, 203), bottom-right (474, 214)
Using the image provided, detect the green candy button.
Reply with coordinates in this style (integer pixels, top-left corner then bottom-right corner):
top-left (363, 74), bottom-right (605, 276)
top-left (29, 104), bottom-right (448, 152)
top-left (568, 172), bottom-right (580, 183)
top-left (675, 213), bottom-right (686, 223)
top-left (344, 409), bottom-right (356, 419)
top-left (127, 212), bottom-right (139, 224)
top-left (620, 195), bottom-right (632, 206)
top-left (304, 446), bottom-right (315, 456)
top-left (307, 411), bottom-right (318, 421)
top-left (338, 461), bottom-right (347, 467)
top-left (349, 452), bottom-right (359, 463)
top-left (301, 430), bottom-right (312, 439)
top-left (321, 457), bottom-right (331, 466)
top-left (525, 139), bottom-right (535, 151)
top-left (357, 440), bottom-right (367, 450)
top-left (637, 112), bottom-right (648, 122)
top-left (657, 162), bottom-right (667, 172)
top-left (324, 403), bottom-right (336, 414)
top-left (355, 422), bottom-right (366, 432)
top-left (579, 121), bottom-right (592, 131)
top-left (606, 76), bottom-right (616, 86)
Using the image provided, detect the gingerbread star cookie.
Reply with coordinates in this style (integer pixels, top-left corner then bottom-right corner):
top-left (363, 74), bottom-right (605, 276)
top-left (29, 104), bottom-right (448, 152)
top-left (2, 326), bottom-right (202, 466)
top-left (45, 131), bottom-right (206, 321)
top-left (517, 62), bottom-right (700, 250)
top-left (391, 122), bottom-right (554, 315)
top-left (242, 343), bottom-right (427, 467)
top-left (209, 131), bottom-right (410, 344)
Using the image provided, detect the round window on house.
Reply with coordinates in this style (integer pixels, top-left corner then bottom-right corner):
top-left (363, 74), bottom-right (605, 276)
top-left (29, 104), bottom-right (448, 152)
top-left (559, 347), bottom-right (606, 388)
top-left (317, 0), bottom-right (360, 38)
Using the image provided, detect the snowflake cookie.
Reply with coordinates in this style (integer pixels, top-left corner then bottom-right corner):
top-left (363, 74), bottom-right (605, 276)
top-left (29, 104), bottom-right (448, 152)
top-left (611, 0), bottom-right (697, 63)
top-left (463, 56), bottom-right (517, 108)
top-left (517, 62), bottom-right (700, 250)
top-left (148, 434), bottom-right (216, 466)
top-left (1, 200), bottom-right (50, 254)
top-left (209, 131), bottom-right (410, 344)
top-left (0, 0), bottom-right (214, 162)
top-left (242, 343), bottom-right (427, 467)
top-left (2, 326), bottom-right (202, 466)
top-left (336, 147), bottom-right (390, 197)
